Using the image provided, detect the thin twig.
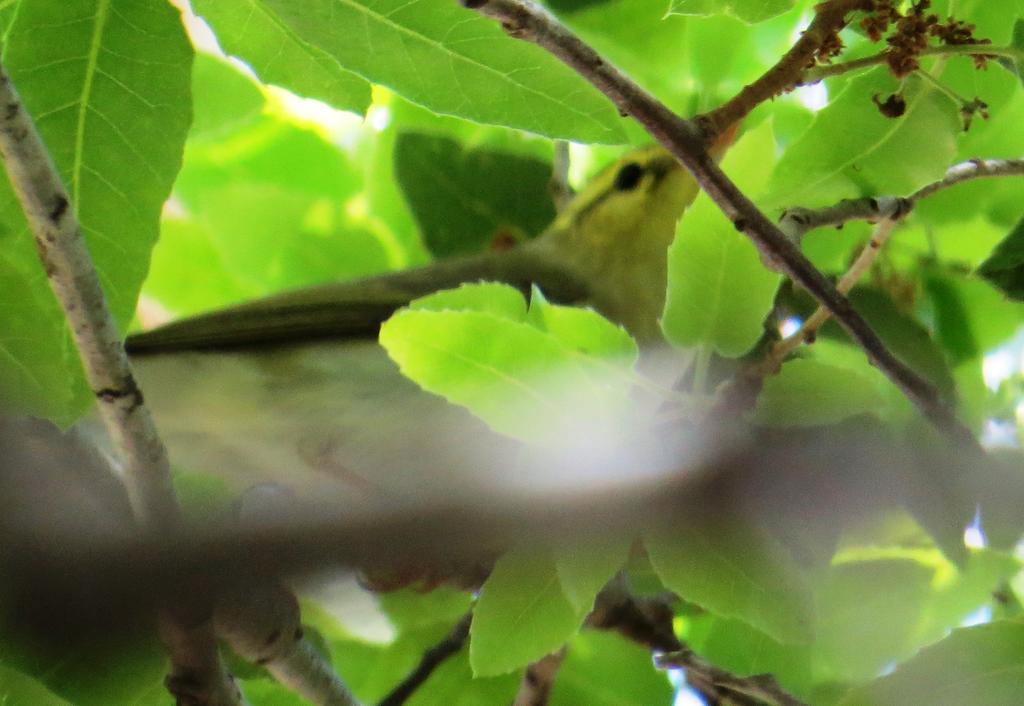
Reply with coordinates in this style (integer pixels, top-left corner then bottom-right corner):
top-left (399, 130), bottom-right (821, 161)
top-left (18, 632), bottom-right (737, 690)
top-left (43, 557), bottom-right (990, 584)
top-left (801, 44), bottom-right (1024, 84)
top-left (697, 0), bottom-right (867, 139)
top-left (761, 218), bottom-right (898, 374)
top-left (910, 158), bottom-right (1024, 201)
top-left (0, 57), bottom-right (243, 706)
top-left (780, 196), bottom-right (911, 243)
top-left (377, 613), bottom-right (472, 706)
top-left (657, 649), bottom-right (809, 706)
top-left (726, 157), bottom-right (1024, 409)
top-left (460, 0), bottom-right (976, 449)
top-left (780, 159), bottom-right (1024, 243)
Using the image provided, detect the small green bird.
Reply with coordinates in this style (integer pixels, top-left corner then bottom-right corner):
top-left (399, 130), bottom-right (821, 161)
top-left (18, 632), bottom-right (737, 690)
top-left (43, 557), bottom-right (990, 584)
top-left (126, 148), bottom-right (706, 502)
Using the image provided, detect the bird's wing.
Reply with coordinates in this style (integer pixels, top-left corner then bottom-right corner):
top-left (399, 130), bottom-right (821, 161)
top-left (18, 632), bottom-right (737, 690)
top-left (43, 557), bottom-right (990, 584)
top-left (127, 245), bottom-right (588, 353)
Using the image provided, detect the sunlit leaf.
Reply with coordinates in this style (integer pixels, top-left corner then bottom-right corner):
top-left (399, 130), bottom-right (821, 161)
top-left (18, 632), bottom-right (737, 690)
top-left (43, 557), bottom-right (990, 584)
top-left (380, 283), bottom-right (637, 445)
top-left (681, 614), bottom-right (815, 700)
top-left (646, 516), bottom-right (815, 645)
top-left (249, 0), bottom-right (627, 143)
top-left (840, 620), bottom-right (1024, 706)
top-left (754, 358), bottom-right (888, 427)
top-left (662, 119), bottom-right (782, 355)
top-left (767, 68), bottom-right (959, 208)
top-left (553, 534), bottom-right (633, 613)
top-left (192, 0), bottom-right (371, 115)
top-left (470, 546), bottom-right (584, 677)
top-left (978, 214), bottom-right (1024, 301)
top-left (550, 630), bottom-right (674, 705)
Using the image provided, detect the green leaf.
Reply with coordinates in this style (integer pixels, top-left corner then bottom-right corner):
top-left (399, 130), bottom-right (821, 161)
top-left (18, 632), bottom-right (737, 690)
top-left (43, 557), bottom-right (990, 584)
top-left (662, 119), bottom-right (782, 355)
top-left (894, 215), bottom-right (1008, 269)
top-left (645, 516), bottom-right (815, 644)
top-left (668, 0), bottom-right (795, 24)
top-left (978, 215), bottom-right (1024, 301)
top-left (681, 614), bottom-right (815, 700)
top-left (550, 630), bottom-right (674, 706)
top-left (177, 56), bottom-right (362, 207)
top-left (820, 287), bottom-right (956, 398)
top-left (377, 587), bottom-right (472, 631)
top-left (767, 68), bottom-right (959, 208)
top-left (394, 132), bottom-right (556, 257)
top-left (840, 620), bottom-right (1024, 706)
top-left (0, 636), bottom-right (168, 706)
top-left (252, 0), bottom-right (627, 143)
top-left (0, 0), bottom-right (192, 423)
top-left (411, 281), bottom-right (530, 318)
top-left (0, 664), bottom-right (73, 706)
top-left (379, 284), bottom-right (637, 445)
top-left (815, 556), bottom-right (941, 682)
top-left (553, 534), bottom-right (633, 613)
top-left (187, 51), bottom-right (265, 139)
top-left (192, 0), bottom-right (371, 115)
top-left (754, 358), bottom-right (889, 427)
top-left (551, 3), bottom-right (751, 112)
top-left (1000, 18), bottom-right (1024, 84)
top-left (142, 217), bottom-right (253, 320)
top-left (470, 546), bottom-right (584, 677)
top-left (152, 54), bottom-right (401, 314)
top-left (406, 650), bottom-right (520, 706)
top-left (924, 272), bottom-right (1024, 364)
top-left (527, 287), bottom-right (638, 362)
top-left (191, 182), bottom-right (391, 294)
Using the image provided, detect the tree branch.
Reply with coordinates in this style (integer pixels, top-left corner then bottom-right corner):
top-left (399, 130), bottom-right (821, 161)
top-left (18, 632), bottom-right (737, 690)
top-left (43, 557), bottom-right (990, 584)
top-left (216, 581), bottom-right (362, 706)
top-left (774, 159), bottom-right (1024, 244)
top-left (762, 218), bottom-right (898, 375)
top-left (377, 613), bottom-right (472, 706)
top-left (0, 59), bottom-right (241, 706)
top-left (718, 157), bottom-right (1024, 415)
top-left (766, 158), bottom-right (1024, 370)
top-left (697, 0), bottom-right (868, 139)
top-left (909, 158), bottom-right (1024, 201)
top-left (657, 649), bottom-right (808, 706)
top-left (779, 196), bottom-right (911, 243)
top-left (801, 44), bottom-right (1024, 84)
top-left (459, 0), bottom-right (977, 448)
top-left (586, 575), bottom-right (680, 653)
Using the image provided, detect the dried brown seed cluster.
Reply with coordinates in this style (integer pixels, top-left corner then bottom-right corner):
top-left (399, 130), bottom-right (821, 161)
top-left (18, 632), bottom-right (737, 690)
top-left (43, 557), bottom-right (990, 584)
top-left (872, 92), bottom-right (907, 118)
top-left (816, 31), bottom-right (847, 64)
top-left (860, 0), bottom-right (992, 78)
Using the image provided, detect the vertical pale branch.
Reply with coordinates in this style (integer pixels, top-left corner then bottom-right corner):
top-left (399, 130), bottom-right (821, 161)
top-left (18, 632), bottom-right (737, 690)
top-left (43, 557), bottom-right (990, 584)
top-left (0, 68), bottom-right (176, 528)
top-left (0, 59), bottom-right (242, 706)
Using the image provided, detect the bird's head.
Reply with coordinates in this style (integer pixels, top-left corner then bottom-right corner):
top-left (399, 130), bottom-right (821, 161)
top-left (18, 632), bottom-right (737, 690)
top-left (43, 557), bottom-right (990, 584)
top-left (535, 146), bottom-right (703, 342)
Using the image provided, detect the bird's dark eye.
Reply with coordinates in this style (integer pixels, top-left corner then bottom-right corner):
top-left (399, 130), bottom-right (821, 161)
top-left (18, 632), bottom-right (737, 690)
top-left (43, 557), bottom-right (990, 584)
top-left (613, 162), bottom-right (644, 191)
